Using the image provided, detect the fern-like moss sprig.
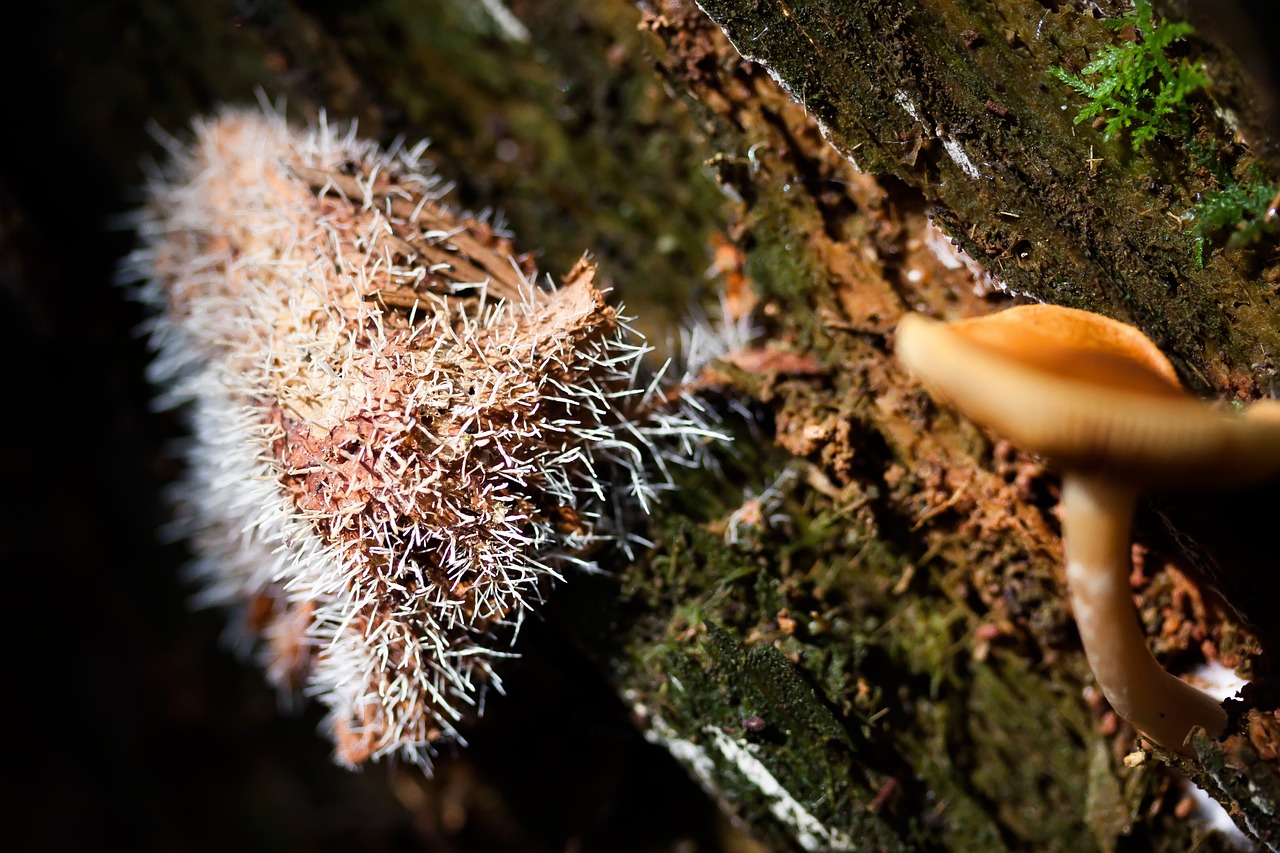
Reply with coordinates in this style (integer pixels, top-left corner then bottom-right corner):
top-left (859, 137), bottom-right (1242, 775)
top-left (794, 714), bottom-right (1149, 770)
top-left (1051, 0), bottom-right (1208, 151)
top-left (1190, 164), bottom-right (1279, 266)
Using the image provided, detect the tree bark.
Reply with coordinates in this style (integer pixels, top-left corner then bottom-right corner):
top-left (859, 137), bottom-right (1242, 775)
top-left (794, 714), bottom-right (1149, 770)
top-left (8, 0), bottom-right (1279, 850)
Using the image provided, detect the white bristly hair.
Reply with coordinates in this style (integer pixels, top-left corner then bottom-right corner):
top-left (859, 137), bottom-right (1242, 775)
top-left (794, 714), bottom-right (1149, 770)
top-left (124, 103), bottom-right (726, 769)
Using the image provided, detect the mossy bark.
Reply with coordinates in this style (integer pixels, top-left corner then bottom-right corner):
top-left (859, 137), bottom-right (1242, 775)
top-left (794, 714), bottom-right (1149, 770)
top-left (611, 2), bottom-right (1280, 847)
top-left (10, 0), bottom-right (1279, 850)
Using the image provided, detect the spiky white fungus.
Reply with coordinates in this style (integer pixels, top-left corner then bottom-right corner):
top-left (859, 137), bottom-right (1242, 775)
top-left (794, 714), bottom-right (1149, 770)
top-left (125, 105), bottom-right (721, 769)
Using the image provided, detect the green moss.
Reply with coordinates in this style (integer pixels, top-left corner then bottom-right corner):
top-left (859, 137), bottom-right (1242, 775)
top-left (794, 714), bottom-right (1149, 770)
top-left (743, 217), bottom-right (823, 304)
top-left (875, 572), bottom-right (1111, 850)
top-left (615, 458), bottom-right (1116, 849)
top-left (656, 626), bottom-right (910, 850)
top-left (1051, 0), bottom-right (1279, 266)
top-left (967, 660), bottom-right (1102, 850)
top-left (1050, 0), bottom-right (1207, 151)
top-left (1190, 162), bottom-right (1279, 266)
top-left (609, 503), bottom-right (913, 848)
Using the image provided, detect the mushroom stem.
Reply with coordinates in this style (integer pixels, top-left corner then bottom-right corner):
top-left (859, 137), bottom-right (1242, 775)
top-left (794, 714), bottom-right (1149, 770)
top-left (1060, 472), bottom-right (1227, 756)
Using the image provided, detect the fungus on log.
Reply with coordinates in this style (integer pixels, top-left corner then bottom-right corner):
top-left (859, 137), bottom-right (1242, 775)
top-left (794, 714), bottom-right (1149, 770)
top-left (896, 305), bottom-right (1280, 754)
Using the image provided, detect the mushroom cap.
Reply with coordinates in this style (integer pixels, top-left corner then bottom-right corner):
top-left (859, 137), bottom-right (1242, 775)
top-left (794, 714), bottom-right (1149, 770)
top-left (895, 305), bottom-right (1280, 487)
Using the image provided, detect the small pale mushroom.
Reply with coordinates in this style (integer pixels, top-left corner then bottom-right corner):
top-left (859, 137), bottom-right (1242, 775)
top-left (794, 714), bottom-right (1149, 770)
top-left (895, 304), bottom-right (1280, 756)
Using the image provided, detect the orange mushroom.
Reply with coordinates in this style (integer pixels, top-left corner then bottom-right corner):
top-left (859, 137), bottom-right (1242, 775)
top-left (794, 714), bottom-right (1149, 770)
top-left (895, 304), bottom-right (1280, 756)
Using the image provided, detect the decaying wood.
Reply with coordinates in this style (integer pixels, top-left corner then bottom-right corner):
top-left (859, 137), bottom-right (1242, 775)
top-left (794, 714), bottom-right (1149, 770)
top-left (13, 0), bottom-right (1280, 849)
top-left (620, 1), bottom-right (1280, 848)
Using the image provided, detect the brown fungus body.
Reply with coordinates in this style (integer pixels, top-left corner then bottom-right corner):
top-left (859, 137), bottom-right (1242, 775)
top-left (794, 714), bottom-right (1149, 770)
top-left (127, 107), bottom-right (723, 769)
top-left (895, 304), bottom-right (1280, 756)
